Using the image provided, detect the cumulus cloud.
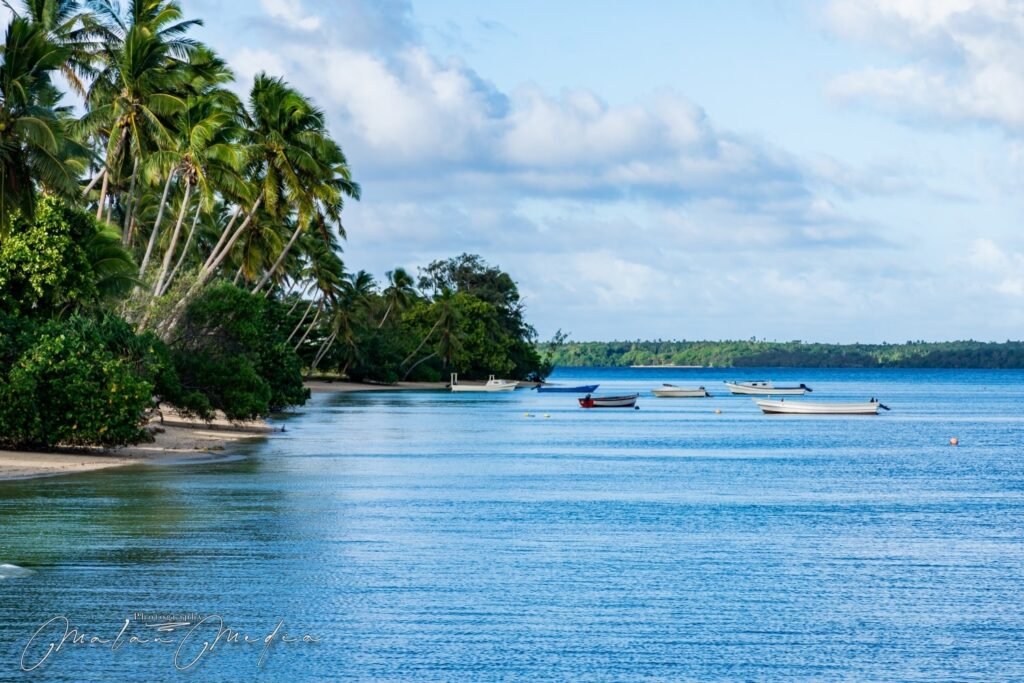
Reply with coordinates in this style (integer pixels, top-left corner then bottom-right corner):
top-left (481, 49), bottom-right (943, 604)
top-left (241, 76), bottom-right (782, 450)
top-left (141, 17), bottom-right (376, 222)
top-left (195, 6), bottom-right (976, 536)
top-left (260, 0), bottom-right (321, 31)
top-left (966, 238), bottom-right (1024, 296)
top-left (191, 0), bottom-right (1021, 341)
top-left (825, 0), bottom-right (1024, 131)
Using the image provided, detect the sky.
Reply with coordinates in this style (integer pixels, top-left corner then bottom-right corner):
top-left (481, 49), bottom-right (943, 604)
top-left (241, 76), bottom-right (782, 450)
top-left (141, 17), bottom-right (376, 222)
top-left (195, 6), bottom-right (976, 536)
top-left (179, 1), bottom-right (1024, 341)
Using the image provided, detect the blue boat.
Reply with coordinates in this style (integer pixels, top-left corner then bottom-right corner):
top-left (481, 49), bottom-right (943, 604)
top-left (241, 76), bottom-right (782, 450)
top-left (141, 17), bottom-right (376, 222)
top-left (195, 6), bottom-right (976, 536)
top-left (534, 384), bottom-right (599, 393)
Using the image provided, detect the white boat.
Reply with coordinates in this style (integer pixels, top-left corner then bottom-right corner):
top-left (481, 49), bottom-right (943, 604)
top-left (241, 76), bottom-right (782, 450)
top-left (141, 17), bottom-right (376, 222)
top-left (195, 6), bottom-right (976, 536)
top-left (579, 394), bottom-right (639, 408)
top-left (754, 398), bottom-right (888, 415)
top-left (651, 384), bottom-right (710, 398)
top-left (449, 373), bottom-right (517, 392)
top-left (725, 380), bottom-right (811, 395)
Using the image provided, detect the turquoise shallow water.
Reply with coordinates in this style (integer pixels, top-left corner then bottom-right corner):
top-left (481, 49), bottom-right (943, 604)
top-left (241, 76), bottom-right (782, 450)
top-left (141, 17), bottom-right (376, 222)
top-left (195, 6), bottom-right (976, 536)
top-left (2, 367), bottom-right (1024, 680)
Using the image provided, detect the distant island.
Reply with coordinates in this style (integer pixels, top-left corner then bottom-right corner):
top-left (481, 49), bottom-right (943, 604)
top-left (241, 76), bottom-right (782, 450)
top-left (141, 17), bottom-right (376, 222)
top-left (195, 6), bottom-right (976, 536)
top-left (543, 340), bottom-right (1024, 369)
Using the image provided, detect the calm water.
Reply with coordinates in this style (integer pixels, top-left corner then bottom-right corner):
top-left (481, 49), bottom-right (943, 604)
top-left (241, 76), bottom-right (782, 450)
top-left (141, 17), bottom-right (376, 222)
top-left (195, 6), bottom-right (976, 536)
top-left (2, 367), bottom-right (1024, 681)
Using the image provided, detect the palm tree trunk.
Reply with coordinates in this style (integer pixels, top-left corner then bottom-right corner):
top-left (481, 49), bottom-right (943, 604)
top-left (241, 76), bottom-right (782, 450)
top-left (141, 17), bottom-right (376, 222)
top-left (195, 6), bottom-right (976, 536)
top-left (377, 302), bottom-right (394, 328)
top-left (204, 204), bottom-right (241, 265)
top-left (157, 197), bottom-right (263, 341)
top-left (201, 196), bottom-right (262, 277)
top-left (153, 180), bottom-right (193, 296)
top-left (82, 169), bottom-right (105, 197)
top-left (287, 294), bottom-right (305, 316)
top-left (309, 329), bottom-right (339, 374)
top-left (95, 169), bottom-right (109, 220)
top-left (97, 128), bottom-right (128, 219)
top-left (403, 351), bottom-right (438, 381)
top-left (287, 297), bottom-right (317, 343)
top-left (233, 264), bottom-right (244, 285)
top-left (294, 301), bottom-right (322, 351)
top-left (161, 201), bottom-right (202, 297)
top-left (401, 316), bottom-right (444, 366)
top-left (252, 222), bottom-right (303, 294)
top-left (139, 171), bottom-right (176, 277)
top-left (121, 157), bottom-right (139, 242)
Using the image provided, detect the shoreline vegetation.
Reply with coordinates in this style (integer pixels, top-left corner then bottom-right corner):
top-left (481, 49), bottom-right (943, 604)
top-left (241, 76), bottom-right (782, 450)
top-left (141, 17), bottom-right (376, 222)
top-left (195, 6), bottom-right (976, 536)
top-left (545, 340), bottom-right (1024, 369)
top-left (0, 381), bottom-right (444, 482)
top-left (0, 2), bottom-right (547, 469)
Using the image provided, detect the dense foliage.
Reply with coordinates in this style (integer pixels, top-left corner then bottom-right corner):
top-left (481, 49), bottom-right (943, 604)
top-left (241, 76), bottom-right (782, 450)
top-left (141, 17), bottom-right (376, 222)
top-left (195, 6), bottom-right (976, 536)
top-left (170, 283), bottom-right (308, 420)
top-left (297, 254), bottom-right (546, 383)
top-left (0, 2), bottom-right (546, 450)
top-left (546, 340), bottom-right (1024, 369)
top-left (0, 315), bottom-right (166, 449)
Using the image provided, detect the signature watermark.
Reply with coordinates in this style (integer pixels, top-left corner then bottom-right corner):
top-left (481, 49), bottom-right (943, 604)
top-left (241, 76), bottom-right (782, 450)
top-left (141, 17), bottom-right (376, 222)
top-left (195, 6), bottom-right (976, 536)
top-left (20, 613), bottom-right (320, 672)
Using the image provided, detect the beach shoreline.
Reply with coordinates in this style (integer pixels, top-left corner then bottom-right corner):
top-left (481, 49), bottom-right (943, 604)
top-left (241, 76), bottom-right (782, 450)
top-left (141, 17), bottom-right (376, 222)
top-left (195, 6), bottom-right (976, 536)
top-left (305, 379), bottom-right (448, 393)
top-left (0, 408), bottom-right (273, 483)
top-left (0, 381), bottom-right (452, 482)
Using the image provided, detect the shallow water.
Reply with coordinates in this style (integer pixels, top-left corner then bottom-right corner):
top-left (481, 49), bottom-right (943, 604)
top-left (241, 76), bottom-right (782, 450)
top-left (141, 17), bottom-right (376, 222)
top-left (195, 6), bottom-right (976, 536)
top-left (1, 367), bottom-right (1024, 680)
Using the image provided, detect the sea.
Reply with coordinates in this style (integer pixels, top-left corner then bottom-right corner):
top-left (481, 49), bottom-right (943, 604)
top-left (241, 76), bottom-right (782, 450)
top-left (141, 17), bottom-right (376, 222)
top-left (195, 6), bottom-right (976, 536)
top-left (1, 367), bottom-right (1023, 681)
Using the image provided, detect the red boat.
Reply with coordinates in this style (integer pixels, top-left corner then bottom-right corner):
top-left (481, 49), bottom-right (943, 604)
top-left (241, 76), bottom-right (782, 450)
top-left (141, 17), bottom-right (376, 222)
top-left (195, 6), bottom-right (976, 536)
top-left (578, 393), bottom-right (639, 408)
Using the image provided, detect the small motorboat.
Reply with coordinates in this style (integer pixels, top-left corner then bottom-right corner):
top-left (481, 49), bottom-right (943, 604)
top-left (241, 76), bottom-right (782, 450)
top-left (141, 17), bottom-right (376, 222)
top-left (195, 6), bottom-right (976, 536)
top-left (725, 380), bottom-right (811, 395)
top-left (652, 384), bottom-right (710, 398)
top-left (578, 393), bottom-right (639, 408)
top-left (535, 384), bottom-right (600, 393)
top-left (449, 373), bottom-right (518, 392)
top-left (754, 398), bottom-right (889, 415)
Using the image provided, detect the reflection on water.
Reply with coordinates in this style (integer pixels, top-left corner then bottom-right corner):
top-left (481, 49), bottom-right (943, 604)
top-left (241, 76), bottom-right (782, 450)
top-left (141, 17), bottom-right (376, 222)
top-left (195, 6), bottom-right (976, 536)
top-left (1, 368), bottom-right (1024, 680)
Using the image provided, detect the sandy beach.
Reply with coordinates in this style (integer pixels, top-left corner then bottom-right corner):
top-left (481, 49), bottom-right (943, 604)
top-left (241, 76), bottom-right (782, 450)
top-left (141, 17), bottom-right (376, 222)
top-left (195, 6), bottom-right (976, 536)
top-left (0, 381), bottom-right (468, 482)
top-left (305, 379), bottom-right (449, 393)
top-left (0, 408), bottom-right (273, 482)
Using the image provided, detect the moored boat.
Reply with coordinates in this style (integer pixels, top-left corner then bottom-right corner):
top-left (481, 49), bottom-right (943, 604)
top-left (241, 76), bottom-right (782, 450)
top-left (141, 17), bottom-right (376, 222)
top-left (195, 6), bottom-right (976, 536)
top-left (578, 393), bottom-right (639, 408)
top-left (725, 380), bottom-right (811, 395)
top-left (754, 398), bottom-right (889, 415)
top-left (535, 384), bottom-right (600, 393)
top-left (652, 384), bottom-right (710, 398)
top-left (449, 373), bottom-right (518, 392)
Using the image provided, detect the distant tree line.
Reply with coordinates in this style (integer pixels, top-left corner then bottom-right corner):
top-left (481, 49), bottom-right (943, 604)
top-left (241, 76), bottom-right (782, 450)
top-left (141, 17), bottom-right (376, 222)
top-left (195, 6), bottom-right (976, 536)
top-left (544, 340), bottom-right (1024, 369)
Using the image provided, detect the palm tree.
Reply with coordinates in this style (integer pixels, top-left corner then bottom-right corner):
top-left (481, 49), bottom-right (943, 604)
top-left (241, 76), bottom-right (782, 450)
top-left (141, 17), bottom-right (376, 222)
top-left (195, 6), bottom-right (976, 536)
top-left (402, 289), bottom-right (458, 380)
top-left (308, 269), bottom-right (373, 375)
top-left (160, 74), bottom-right (352, 337)
top-left (83, 0), bottom-right (200, 220)
top-left (0, 17), bottom-right (80, 232)
top-left (3, 0), bottom-right (101, 96)
top-left (378, 267), bottom-right (414, 328)
top-left (149, 65), bottom-right (247, 295)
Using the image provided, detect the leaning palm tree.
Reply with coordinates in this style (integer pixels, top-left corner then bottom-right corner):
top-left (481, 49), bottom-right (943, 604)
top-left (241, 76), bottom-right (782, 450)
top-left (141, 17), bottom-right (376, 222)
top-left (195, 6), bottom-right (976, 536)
top-left (0, 17), bottom-right (80, 233)
top-left (378, 267), bottom-right (414, 328)
top-left (159, 74), bottom-right (352, 337)
top-left (148, 81), bottom-right (247, 295)
top-left (82, 0), bottom-right (199, 220)
top-left (2, 0), bottom-right (101, 96)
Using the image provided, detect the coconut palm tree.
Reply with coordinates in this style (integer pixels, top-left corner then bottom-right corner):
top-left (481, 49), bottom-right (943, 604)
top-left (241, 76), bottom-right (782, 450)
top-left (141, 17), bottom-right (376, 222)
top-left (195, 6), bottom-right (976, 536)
top-left (0, 17), bottom-right (80, 232)
top-left (3, 0), bottom-right (101, 96)
top-left (378, 267), bottom-right (414, 328)
top-left (83, 0), bottom-right (200, 220)
top-left (149, 76), bottom-right (247, 295)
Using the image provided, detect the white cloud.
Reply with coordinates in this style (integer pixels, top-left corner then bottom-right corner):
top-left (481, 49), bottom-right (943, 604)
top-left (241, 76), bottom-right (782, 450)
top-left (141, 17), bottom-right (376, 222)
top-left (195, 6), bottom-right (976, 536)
top-left (825, 0), bottom-right (1024, 131)
top-left (966, 238), bottom-right (1024, 296)
top-left (259, 0), bottom-right (321, 31)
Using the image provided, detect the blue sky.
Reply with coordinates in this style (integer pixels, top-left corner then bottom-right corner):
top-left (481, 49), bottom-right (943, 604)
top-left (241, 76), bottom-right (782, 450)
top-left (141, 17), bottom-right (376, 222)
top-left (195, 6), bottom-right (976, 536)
top-left (180, 0), bottom-right (1023, 342)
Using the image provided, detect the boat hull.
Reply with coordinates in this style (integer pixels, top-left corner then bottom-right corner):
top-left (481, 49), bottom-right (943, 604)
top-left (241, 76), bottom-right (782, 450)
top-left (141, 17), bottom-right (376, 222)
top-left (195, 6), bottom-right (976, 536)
top-left (537, 384), bottom-right (600, 393)
top-left (450, 383), bottom-right (517, 393)
top-left (652, 387), bottom-right (708, 398)
top-left (726, 381), bottom-right (808, 395)
top-left (579, 394), bottom-right (639, 408)
top-left (755, 399), bottom-right (881, 415)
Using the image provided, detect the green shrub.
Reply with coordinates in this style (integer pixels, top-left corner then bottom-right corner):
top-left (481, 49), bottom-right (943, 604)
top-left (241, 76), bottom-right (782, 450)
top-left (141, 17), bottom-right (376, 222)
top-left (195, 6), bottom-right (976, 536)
top-left (0, 316), bottom-right (153, 449)
top-left (170, 283), bottom-right (308, 420)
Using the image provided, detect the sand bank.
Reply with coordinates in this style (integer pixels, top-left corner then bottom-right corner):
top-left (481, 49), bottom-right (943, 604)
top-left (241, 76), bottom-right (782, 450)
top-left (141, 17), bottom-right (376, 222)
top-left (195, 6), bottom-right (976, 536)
top-left (0, 409), bottom-right (272, 482)
top-left (305, 380), bottom-right (448, 393)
